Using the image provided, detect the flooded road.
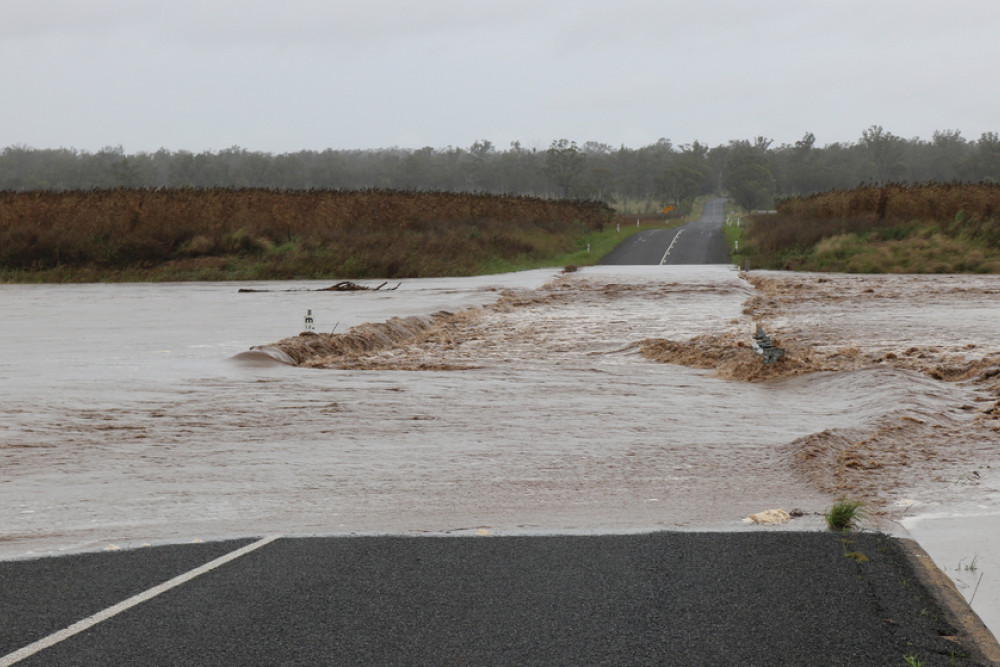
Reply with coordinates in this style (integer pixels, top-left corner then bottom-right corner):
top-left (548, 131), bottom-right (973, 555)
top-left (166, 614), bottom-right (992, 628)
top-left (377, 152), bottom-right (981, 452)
top-left (2, 266), bottom-right (998, 633)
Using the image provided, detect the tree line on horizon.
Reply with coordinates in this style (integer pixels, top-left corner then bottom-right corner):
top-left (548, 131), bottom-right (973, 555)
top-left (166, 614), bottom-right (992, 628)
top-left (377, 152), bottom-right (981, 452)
top-left (2, 126), bottom-right (999, 213)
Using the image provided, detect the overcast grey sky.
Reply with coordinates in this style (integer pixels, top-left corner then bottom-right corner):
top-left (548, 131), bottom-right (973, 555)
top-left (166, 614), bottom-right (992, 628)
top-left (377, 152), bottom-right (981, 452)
top-left (2, 0), bottom-right (998, 153)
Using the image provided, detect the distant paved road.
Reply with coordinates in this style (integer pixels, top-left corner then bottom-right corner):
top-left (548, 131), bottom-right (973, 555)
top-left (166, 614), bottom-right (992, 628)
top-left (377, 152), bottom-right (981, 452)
top-left (600, 197), bottom-right (730, 265)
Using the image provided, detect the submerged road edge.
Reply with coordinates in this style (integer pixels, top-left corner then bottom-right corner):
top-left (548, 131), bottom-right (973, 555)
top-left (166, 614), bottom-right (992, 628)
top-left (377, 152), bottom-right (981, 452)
top-left (897, 538), bottom-right (1000, 665)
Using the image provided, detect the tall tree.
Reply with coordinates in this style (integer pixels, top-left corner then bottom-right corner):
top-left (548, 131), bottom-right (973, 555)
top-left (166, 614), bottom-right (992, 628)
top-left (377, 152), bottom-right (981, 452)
top-left (723, 139), bottom-right (776, 211)
top-left (929, 129), bottom-right (971, 182)
top-left (658, 142), bottom-right (713, 211)
top-left (974, 131), bottom-right (1000, 182)
top-left (543, 139), bottom-right (586, 198)
top-left (861, 125), bottom-right (903, 184)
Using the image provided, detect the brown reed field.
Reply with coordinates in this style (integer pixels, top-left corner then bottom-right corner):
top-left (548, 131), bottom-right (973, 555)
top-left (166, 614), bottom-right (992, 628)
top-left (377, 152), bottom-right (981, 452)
top-left (0, 188), bottom-right (614, 282)
top-left (745, 183), bottom-right (1000, 272)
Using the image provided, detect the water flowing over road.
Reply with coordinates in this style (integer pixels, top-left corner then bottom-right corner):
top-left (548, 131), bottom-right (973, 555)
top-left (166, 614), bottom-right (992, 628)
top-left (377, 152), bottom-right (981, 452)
top-left (2, 263), bottom-right (999, 634)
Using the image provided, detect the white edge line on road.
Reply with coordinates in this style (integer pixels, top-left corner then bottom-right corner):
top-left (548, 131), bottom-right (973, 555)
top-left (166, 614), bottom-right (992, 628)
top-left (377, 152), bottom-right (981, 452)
top-left (659, 228), bottom-right (684, 265)
top-left (0, 535), bottom-right (282, 667)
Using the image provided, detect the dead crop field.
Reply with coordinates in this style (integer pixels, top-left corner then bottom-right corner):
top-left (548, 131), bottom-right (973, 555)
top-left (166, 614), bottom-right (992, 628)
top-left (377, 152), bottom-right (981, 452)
top-left (746, 183), bottom-right (1000, 273)
top-left (0, 188), bottom-right (613, 282)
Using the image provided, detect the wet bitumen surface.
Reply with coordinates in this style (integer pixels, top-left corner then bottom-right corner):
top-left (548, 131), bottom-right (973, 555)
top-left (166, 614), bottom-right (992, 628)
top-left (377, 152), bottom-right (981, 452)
top-left (0, 532), bottom-right (989, 666)
top-left (600, 197), bottom-right (732, 266)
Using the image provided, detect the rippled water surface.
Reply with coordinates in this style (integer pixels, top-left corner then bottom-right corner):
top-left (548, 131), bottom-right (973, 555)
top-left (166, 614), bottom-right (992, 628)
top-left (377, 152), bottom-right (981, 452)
top-left (2, 265), bottom-right (998, 633)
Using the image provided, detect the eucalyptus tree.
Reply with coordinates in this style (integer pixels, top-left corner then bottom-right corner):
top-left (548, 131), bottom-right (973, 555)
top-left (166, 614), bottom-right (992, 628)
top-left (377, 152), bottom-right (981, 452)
top-left (973, 131), bottom-right (1000, 182)
top-left (860, 125), bottom-right (904, 184)
top-left (722, 139), bottom-right (776, 211)
top-left (657, 141), bottom-right (713, 211)
top-left (543, 139), bottom-right (586, 198)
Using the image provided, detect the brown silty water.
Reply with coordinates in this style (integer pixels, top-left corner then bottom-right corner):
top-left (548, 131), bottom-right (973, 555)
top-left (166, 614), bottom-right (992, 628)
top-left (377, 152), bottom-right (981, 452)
top-left (235, 266), bottom-right (851, 534)
top-left (264, 268), bottom-right (1000, 515)
top-left (638, 273), bottom-right (1000, 501)
top-left (4, 267), bottom-right (1000, 627)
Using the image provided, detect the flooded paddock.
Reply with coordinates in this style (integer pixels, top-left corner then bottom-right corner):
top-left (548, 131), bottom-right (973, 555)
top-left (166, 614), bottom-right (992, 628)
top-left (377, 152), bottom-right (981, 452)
top-left (2, 266), bottom-right (998, 632)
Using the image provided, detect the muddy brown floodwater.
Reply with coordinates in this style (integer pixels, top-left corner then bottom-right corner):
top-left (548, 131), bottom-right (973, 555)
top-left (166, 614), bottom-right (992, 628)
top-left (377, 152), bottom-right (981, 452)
top-left (2, 266), bottom-right (999, 633)
top-left (265, 269), bottom-right (1000, 514)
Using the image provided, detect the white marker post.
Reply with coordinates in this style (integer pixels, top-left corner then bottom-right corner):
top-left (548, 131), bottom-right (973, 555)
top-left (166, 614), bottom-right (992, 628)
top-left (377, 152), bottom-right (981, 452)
top-left (304, 309), bottom-right (315, 333)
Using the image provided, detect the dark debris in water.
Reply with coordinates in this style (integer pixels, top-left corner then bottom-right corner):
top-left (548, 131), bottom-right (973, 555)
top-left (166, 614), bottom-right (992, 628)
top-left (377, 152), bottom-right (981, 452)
top-left (238, 281), bottom-right (400, 293)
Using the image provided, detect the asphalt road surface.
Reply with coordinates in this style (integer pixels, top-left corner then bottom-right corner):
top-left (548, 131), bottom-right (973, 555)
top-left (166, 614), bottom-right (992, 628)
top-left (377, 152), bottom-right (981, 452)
top-left (2, 532), bottom-right (992, 666)
top-left (600, 197), bottom-right (731, 266)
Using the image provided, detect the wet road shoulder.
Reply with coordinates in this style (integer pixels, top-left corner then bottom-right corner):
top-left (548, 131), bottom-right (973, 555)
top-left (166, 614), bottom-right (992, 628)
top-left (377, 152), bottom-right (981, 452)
top-left (2, 532), bottom-right (996, 666)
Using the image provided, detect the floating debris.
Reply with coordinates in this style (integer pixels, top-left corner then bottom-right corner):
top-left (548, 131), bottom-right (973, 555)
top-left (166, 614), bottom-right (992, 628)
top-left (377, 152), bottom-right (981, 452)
top-left (743, 508), bottom-right (792, 525)
top-left (238, 281), bottom-right (400, 293)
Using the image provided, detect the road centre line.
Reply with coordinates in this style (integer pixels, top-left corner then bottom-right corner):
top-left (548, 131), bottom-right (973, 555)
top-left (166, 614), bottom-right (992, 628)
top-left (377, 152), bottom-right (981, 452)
top-left (659, 228), bottom-right (684, 265)
top-left (0, 535), bottom-right (282, 667)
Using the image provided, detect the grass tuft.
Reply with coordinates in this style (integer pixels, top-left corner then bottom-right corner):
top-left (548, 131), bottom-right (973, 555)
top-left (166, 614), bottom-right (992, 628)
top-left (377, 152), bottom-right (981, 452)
top-left (825, 499), bottom-right (866, 531)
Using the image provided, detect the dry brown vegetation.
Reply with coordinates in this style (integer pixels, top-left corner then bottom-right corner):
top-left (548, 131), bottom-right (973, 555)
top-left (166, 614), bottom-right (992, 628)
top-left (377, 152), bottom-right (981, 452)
top-left (746, 183), bottom-right (1000, 272)
top-left (0, 188), bottom-right (613, 281)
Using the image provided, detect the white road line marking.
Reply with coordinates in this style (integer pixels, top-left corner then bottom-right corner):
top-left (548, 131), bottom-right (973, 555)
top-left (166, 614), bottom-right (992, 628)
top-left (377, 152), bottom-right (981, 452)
top-left (659, 228), bottom-right (684, 265)
top-left (0, 535), bottom-right (281, 667)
